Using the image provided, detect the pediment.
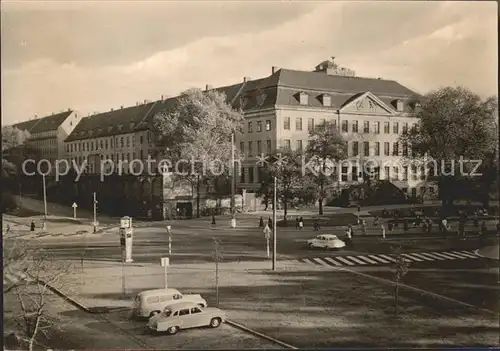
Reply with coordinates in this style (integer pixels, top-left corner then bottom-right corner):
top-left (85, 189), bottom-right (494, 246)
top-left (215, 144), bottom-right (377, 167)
top-left (340, 92), bottom-right (395, 115)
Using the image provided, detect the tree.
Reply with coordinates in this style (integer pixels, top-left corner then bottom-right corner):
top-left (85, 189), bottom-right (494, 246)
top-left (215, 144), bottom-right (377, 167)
top-left (3, 239), bottom-right (74, 351)
top-left (400, 87), bottom-right (498, 211)
top-left (153, 88), bottom-right (244, 217)
top-left (259, 148), bottom-right (303, 218)
top-left (391, 245), bottom-right (409, 318)
top-left (306, 120), bottom-right (348, 214)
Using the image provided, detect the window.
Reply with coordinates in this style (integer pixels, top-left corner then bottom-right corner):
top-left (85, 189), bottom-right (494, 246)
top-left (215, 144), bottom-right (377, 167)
top-left (402, 187), bottom-right (408, 194)
top-left (248, 122), bottom-right (253, 133)
top-left (352, 121), bottom-right (358, 133)
top-left (240, 142), bottom-right (244, 154)
top-left (420, 166), bottom-right (426, 180)
top-left (173, 311), bottom-right (179, 317)
top-left (352, 142), bottom-right (359, 156)
top-left (363, 121), bottom-right (370, 133)
top-left (341, 120), bottom-right (348, 132)
top-left (341, 166), bottom-right (348, 182)
top-left (248, 141), bottom-right (253, 156)
top-left (307, 118), bottom-right (314, 131)
top-left (384, 142), bottom-right (390, 156)
top-left (105, 140), bottom-right (108, 149)
top-left (110, 138), bottom-right (113, 148)
top-left (140, 135), bottom-right (144, 144)
top-left (331, 120), bottom-right (337, 131)
top-left (265, 120), bottom-right (272, 131)
top-left (392, 167), bottom-right (399, 180)
top-left (120, 137), bottom-right (124, 147)
top-left (411, 165), bottom-right (418, 180)
top-left (322, 94), bottom-right (331, 106)
top-left (296, 118), bottom-right (302, 131)
top-left (191, 307), bottom-right (202, 314)
top-left (429, 187), bottom-right (435, 194)
top-left (384, 122), bottom-right (390, 134)
top-left (266, 140), bottom-right (272, 154)
top-left (140, 150), bottom-right (144, 160)
top-left (320, 118), bottom-right (326, 126)
top-left (384, 166), bottom-right (390, 179)
top-left (392, 142), bottom-right (399, 156)
top-left (375, 142), bottom-right (380, 156)
top-left (132, 135), bottom-right (135, 147)
top-left (257, 121), bottom-right (262, 132)
top-left (257, 141), bottom-right (262, 154)
top-left (248, 167), bottom-right (254, 183)
top-left (396, 100), bottom-right (404, 112)
top-left (352, 166), bottom-right (358, 181)
top-left (402, 143), bottom-right (408, 156)
top-left (127, 136), bottom-right (130, 147)
top-left (283, 139), bottom-right (291, 150)
top-left (284, 117), bottom-right (290, 130)
top-left (179, 309), bottom-right (190, 316)
top-left (374, 122), bottom-right (380, 134)
top-left (299, 92), bottom-right (308, 105)
top-left (393, 122), bottom-right (399, 134)
top-left (240, 167), bottom-right (245, 183)
top-left (296, 140), bottom-right (303, 151)
top-left (363, 142), bottom-right (370, 156)
top-left (403, 166), bottom-right (408, 180)
top-left (402, 123), bottom-right (408, 133)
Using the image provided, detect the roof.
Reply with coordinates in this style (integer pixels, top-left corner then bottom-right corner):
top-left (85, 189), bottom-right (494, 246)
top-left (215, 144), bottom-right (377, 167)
top-left (164, 301), bottom-right (199, 310)
top-left (137, 288), bottom-right (180, 297)
top-left (12, 111), bottom-right (73, 134)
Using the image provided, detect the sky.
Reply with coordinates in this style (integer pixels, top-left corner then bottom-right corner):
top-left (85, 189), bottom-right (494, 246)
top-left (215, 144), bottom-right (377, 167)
top-left (1, 1), bottom-right (498, 125)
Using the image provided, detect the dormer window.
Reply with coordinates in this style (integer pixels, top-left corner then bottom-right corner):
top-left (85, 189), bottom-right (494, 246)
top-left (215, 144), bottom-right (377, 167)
top-left (395, 99), bottom-right (404, 112)
top-left (118, 125), bottom-right (123, 131)
top-left (299, 92), bottom-right (309, 105)
top-left (256, 93), bottom-right (267, 107)
top-left (108, 126), bottom-right (113, 132)
top-left (130, 122), bottom-right (135, 129)
top-left (321, 94), bottom-right (331, 107)
top-left (97, 128), bottom-right (103, 133)
top-left (239, 96), bottom-right (248, 109)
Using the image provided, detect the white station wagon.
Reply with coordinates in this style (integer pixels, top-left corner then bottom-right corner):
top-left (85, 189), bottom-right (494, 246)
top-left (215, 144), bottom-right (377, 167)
top-left (307, 234), bottom-right (346, 250)
top-left (148, 301), bottom-right (227, 335)
top-left (133, 288), bottom-right (207, 318)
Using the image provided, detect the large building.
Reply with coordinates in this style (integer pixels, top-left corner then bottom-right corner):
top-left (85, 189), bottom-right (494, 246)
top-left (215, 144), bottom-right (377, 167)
top-left (60, 57), bottom-right (433, 216)
top-left (10, 110), bottom-right (82, 172)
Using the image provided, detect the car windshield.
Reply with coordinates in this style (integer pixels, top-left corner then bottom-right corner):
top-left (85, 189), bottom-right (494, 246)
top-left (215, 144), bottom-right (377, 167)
top-left (163, 309), bottom-right (172, 317)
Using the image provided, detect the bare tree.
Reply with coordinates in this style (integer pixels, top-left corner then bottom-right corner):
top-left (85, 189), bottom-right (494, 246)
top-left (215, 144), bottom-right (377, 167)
top-left (3, 239), bottom-right (74, 351)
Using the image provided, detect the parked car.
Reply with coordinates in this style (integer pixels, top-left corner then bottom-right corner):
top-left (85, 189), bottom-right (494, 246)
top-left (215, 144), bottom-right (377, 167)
top-left (148, 301), bottom-right (227, 335)
top-left (307, 234), bottom-right (346, 250)
top-left (133, 288), bottom-right (207, 318)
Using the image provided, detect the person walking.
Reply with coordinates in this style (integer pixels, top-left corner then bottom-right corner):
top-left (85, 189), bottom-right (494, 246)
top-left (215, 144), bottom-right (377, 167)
top-left (403, 218), bottom-right (409, 232)
top-left (295, 217), bottom-right (300, 230)
top-left (345, 225), bottom-right (352, 245)
top-left (30, 220), bottom-right (35, 232)
top-left (268, 217), bottom-right (273, 229)
top-left (373, 216), bottom-right (379, 227)
top-left (388, 221), bottom-right (394, 232)
top-left (381, 223), bottom-right (386, 240)
top-left (361, 220), bottom-right (367, 235)
top-left (259, 217), bottom-right (264, 228)
top-left (313, 217), bottom-right (320, 232)
top-left (298, 217), bottom-right (304, 230)
top-left (427, 218), bottom-right (433, 233)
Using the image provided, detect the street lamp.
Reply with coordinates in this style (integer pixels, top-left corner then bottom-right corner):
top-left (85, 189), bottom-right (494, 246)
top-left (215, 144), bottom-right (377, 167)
top-left (42, 174), bottom-right (47, 231)
top-left (93, 192), bottom-right (98, 233)
top-left (231, 132), bottom-right (236, 228)
top-left (272, 176), bottom-right (277, 271)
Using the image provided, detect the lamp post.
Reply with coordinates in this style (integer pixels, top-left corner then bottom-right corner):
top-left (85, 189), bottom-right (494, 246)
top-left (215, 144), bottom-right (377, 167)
top-left (272, 176), bottom-right (277, 271)
top-left (231, 132), bottom-right (236, 228)
top-left (93, 192), bottom-right (98, 233)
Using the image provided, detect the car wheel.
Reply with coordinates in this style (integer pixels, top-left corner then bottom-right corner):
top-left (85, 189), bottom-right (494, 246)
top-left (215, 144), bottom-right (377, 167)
top-left (308, 243), bottom-right (314, 248)
top-left (210, 317), bottom-right (222, 328)
top-left (167, 326), bottom-right (179, 335)
top-left (149, 311), bottom-right (160, 317)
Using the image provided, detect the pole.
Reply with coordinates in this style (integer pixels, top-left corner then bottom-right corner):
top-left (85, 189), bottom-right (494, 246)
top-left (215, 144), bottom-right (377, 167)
top-left (42, 174), bottom-right (47, 231)
top-left (266, 238), bottom-right (270, 258)
top-left (215, 259), bottom-right (219, 307)
top-left (168, 233), bottom-right (172, 256)
top-left (73, 206), bottom-right (77, 220)
top-left (231, 132), bottom-right (236, 228)
top-left (93, 192), bottom-right (97, 234)
top-left (272, 176), bottom-right (277, 271)
top-left (121, 252), bottom-right (126, 297)
top-left (164, 265), bottom-right (168, 289)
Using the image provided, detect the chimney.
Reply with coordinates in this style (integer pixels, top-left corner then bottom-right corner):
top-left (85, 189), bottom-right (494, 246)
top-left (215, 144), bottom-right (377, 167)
top-left (144, 99), bottom-right (147, 104)
top-left (205, 84), bottom-right (213, 91)
top-left (136, 102), bottom-right (139, 106)
top-left (243, 77), bottom-right (251, 83)
top-left (68, 108), bottom-right (71, 111)
top-left (121, 105), bottom-right (124, 109)
top-left (272, 66), bottom-right (279, 74)
top-left (161, 95), bottom-right (164, 100)
top-left (111, 108), bottom-right (114, 111)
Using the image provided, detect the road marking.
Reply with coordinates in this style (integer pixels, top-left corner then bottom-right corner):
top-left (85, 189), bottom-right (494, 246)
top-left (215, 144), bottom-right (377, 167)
top-left (378, 254), bottom-right (396, 262)
top-left (444, 252), bottom-right (467, 259)
top-left (335, 256), bottom-right (356, 266)
top-left (324, 257), bottom-right (343, 266)
top-left (455, 250), bottom-right (478, 259)
top-left (401, 253), bottom-right (424, 262)
top-left (419, 252), bottom-right (445, 260)
top-left (354, 255), bottom-right (378, 264)
top-left (302, 258), bottom-right (314, 265)
top-left (407, 252), bottom-right (435, 261)
top-left (368, 255), bottom-right (391, 264)
top-left (345, 255), bottom-right (368, 265)
top-left (313, 258), bottom-right (331, 267)
top-left (433, 252), bottom-right (458, 260)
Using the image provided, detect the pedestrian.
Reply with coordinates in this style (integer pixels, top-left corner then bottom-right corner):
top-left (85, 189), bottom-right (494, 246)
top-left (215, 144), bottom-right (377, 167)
top-left (422, 221), bottom-right (428, 232)
top-left (403, 218), bottom-right (409, 232)
top-left (441, 217), bottom-right (448, 233)
top-left (361, 220), bottom-right (367, 235)
top-left (481, 221), bottom-right (487, 237)
top-left (388, 221), bottom-right (394, 232)
top-left (373, 216), bottom-right (379, 227)
top-left (381, 224), bottom-right (386, 239)
top-left (299, 217), bottom-right (304, 230)
top-left (313, 218), bottom-right (320, 232)
top-left (259, 217), bottom-right (264, 228)
top-left (6, 224), bottom-right (11, 234)
top-left (357, 205), bottom-right (361, 213)
top-left (295, 217), bottom-right (300, 230)
top-left (30, 221), bottom-right (35, 232)
top-left (211, 215), bottom-right (216, 225)
top-left (345, 226), bottom-right (352, 245)
top-left (427, 218), bottom-right (433, 233)
top-left (268, 217), bottom-right (273, 229)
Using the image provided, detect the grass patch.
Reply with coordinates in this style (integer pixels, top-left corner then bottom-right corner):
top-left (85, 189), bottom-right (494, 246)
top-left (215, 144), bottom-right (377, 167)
top-left (6, 206), bottom-right (43, 217)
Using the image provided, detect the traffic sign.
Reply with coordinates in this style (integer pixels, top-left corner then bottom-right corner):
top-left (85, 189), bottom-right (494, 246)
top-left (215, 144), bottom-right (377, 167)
top-left (161, 257), bottom-right (170, 267)
top-left (72, 202), bottom-right (78, 208)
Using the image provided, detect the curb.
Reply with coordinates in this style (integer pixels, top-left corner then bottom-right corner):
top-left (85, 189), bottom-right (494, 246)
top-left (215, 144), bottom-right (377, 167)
top-left (226, 320), bottom-right (298, 349)
top-left (336, 267), bottom-right (498, 315)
